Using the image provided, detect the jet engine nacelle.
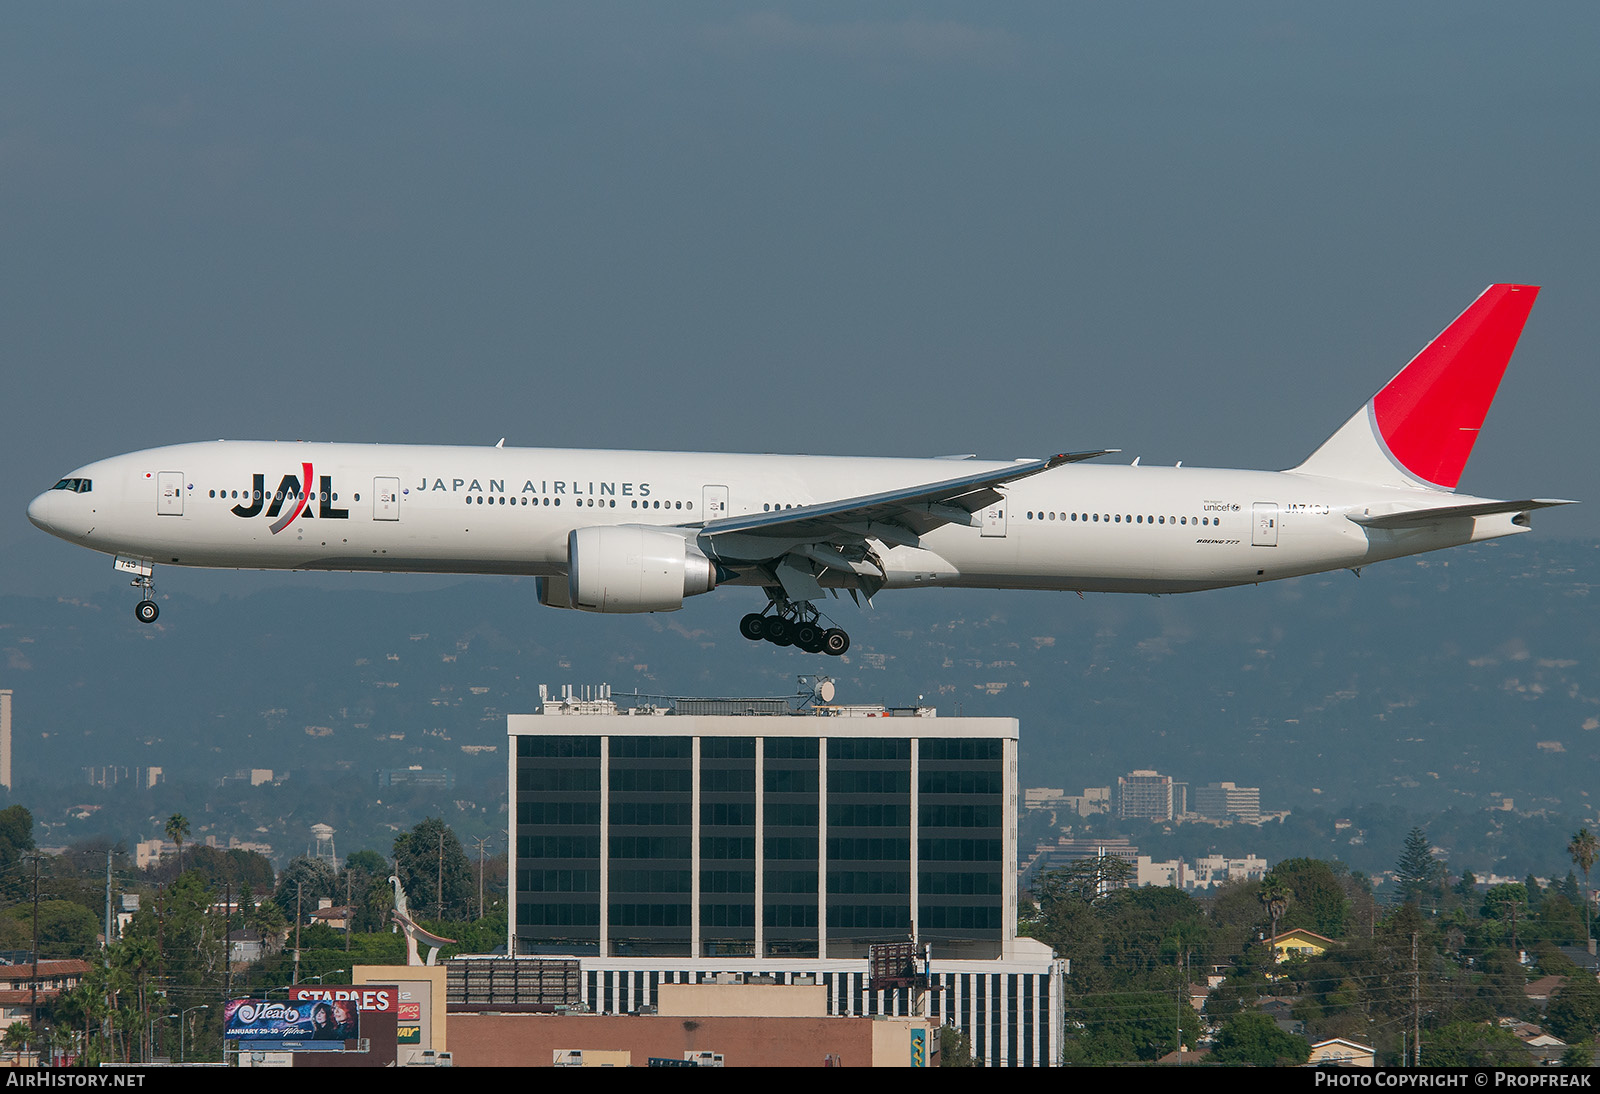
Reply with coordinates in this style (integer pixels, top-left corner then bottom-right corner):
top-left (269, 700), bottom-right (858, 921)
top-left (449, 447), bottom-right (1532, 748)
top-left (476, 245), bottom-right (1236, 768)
top-left (565, 525), bottom-right (717, 613)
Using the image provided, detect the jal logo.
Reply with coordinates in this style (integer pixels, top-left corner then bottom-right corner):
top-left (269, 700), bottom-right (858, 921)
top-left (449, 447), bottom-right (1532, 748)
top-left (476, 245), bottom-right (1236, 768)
top-left (230, 463), bottom-right (349, 533)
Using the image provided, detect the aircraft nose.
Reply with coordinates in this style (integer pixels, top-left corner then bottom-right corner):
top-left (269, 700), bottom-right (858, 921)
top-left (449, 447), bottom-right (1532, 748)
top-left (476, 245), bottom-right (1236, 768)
top-left (27, 491), bottom-right (55, 533)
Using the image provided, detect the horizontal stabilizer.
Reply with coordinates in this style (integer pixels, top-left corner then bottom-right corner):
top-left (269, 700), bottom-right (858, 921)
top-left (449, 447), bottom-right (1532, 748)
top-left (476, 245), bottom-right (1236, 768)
top-left (1348, 498), bottom-right (1573, 529)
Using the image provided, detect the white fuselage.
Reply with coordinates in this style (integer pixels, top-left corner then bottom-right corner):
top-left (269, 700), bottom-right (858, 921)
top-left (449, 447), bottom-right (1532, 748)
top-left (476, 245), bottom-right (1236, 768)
top-left (27, 440), bottom-right (1526, 597)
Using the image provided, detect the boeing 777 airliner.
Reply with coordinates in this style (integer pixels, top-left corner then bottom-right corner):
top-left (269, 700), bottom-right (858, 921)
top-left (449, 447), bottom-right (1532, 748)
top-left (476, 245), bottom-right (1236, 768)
top-left (28, 285), bottom-right (1570, 654)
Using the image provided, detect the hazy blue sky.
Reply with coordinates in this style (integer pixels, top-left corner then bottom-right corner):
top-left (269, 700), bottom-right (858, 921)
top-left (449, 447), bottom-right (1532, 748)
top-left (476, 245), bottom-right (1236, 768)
top-left (4, 2), bottom-right (1596, 598)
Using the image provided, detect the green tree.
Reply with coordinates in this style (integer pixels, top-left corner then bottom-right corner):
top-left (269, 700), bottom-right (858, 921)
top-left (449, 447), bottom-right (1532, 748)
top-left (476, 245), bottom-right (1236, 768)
top-left (1097, 886), bottom-right (1210, 974)
top-left (0, 900), bottom-right (99, 958)
top-left (1559, 872), bottom-right (1583, 906)
top-left (246, 889), bottom-right (288, 955)
top-left (1562, 1041), bottom-right (1596, 1068)
top-left (344, 849), bottom-right (389, 876)
top-left (1483, 883), bottom-right (1530, 953)
top-left (1395, 827), bottom-right (1441, 905)
top-left (164, 814), bottom-right (190, 874)
top-left (1273, 858), bottom-right (1348, 938)
top-left (1475, 947), bottom-right (1531, 1021)
top-left (0, 808), bottom-right (34, 902)
top-left (1545, 977), bottom-right (1600, 1044)
top-left (392, 819), bottom-right (473, 920)
top-left (1538, 894), bottom-right (1586, 947)
top-left (1569, 828), bottom-right (1597, 942)
top-left (939, 1024), bottom-right (975, 1066)
top-left (338, 850), bottom-right (394, 933)
top-left (2, 1022), bottom-right (30, 1060)
top-left (1423, 1021), bottom-right (1529, 1067)
top-left (117, 874), bottom-right (226, 1062)
top-left (186, 846), bottom-right (273, 893)
top-left (1061, 991), bottom-right (1200, 1064)
top-left (1257, 873), bottom-right (1290, 955)
top-left (273, 856), bottom-right (336, 920)
top-left (1033, 857), bottom-right (1133, 908)
top-left (1209, 1011), bottom-right (1311, 1065)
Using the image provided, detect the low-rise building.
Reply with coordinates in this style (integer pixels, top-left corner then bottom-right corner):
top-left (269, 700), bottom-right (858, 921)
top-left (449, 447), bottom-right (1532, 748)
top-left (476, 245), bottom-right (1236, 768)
top-left (1271, 928), bottom-right (1336, 963)
top-left (1309, 1038), bottom-right (1375, 1067)
top-left (0, 960), bottom-right (92, 1024)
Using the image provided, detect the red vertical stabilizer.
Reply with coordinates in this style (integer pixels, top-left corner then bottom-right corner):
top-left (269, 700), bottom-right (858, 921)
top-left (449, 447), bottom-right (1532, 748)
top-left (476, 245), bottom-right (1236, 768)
top-left (1294, 284), bottom-right (1539, 491)
top-left (1372, 283), bottom-right (1538, 489)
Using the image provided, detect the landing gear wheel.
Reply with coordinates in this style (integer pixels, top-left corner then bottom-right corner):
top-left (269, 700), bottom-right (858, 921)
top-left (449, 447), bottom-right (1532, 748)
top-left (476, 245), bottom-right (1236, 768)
top-left (763, 617), bottom-right (794, 646)
top-left (822, 628), bottom-right (849, 656)
top-left (793, 622), bottom-right (824, 653)
top-left (135, 600), bottom-right (159, 624)
top-left (739, 613), bottom-right (768, 641)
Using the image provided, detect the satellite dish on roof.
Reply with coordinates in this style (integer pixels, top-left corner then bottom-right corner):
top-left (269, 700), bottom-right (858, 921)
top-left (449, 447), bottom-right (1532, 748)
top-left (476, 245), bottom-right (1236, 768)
top-left (819, 679), bottom-right (835, 703)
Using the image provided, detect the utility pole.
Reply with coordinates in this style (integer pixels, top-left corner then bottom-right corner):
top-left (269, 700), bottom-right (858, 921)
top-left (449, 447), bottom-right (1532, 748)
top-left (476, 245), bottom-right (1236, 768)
top-left (472, 836), bottom-right (492, 920)
top-left (29, 854), bottom-right (40, 1042)
top-left (1411, 930), bottom-right (1421, 1066)
top-left (224, 882), bottom-right (232, 1003)
top-left (103, 849), bottom-right (113, 1059)
top-left (292, 883), bottom-right (303, 985)
top-left (103, 850), bottom-right (113, 964)
top-left (437, 828), bottom-right (445, 920)
top-left (1175, 986), bottom-right (1183, 1063)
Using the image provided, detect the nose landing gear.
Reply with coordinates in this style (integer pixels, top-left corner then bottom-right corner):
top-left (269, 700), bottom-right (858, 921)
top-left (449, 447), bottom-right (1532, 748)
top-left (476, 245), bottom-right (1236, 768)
top-left (132, 574), bottom-right (158, 624)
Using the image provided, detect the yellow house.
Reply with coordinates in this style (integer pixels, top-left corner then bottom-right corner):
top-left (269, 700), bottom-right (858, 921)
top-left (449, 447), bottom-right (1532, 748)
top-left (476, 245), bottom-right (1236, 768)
top-left (1271, 927), bottom-right (1337, 962)
top-left (1309, 1038), bottom-right (1375, 1067)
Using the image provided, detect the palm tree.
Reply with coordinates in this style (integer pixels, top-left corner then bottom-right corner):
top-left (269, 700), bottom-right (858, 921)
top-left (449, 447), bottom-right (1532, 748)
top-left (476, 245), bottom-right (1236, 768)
top-left (1257, 873), bottom-right (1291, 967)
top-left (1569, 827), bottom-right (1598, 944)
top-left (2, 1021), bottom-right (30, 1063)
top-left (164, 814), bottom-right (190, 875)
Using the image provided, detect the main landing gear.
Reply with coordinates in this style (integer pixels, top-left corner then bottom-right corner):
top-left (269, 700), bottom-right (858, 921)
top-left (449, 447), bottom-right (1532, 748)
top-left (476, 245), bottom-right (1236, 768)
top-left (132, 574), bottom-right (158, 624)
top-left (739, 602), bottom-right (849, 656)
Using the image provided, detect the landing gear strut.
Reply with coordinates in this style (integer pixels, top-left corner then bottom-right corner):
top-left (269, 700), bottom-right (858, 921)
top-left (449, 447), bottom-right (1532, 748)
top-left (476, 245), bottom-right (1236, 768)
top-left (739, 596), bottom-right (849, 656)
top-left (132, 574), bottom-right (158, 624)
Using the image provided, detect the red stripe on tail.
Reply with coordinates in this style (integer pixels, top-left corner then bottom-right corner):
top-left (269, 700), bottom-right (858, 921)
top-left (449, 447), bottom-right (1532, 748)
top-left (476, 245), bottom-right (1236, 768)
top-left (1372, 284), bottom-right (1538, 489)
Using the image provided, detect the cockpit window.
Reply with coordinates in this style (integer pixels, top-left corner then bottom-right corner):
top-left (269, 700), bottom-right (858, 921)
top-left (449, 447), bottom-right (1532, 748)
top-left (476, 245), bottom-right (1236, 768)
top-left (52, 478), bottom-right (92, 493)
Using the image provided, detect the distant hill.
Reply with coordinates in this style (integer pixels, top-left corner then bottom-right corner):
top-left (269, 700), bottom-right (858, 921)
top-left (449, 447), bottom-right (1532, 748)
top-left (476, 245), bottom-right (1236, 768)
top-left (1, 537), bottom-right (1595, 840)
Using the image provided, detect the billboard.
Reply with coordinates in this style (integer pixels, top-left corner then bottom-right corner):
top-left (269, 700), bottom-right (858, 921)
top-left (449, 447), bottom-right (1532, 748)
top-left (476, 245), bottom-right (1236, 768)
top-left (224, 998), bottom-right (360, 1043)
top-left (289, 985), bottom-right (397, 1014)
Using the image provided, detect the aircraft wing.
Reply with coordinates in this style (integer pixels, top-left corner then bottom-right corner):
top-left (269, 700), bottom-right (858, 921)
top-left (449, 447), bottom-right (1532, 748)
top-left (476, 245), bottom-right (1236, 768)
top-left (692, 449), bottom-right (1111, 601)
top-left (1348, 498), bottom-right (1574, 529)
top-left (699, 450), bottom-right (1111, 546)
